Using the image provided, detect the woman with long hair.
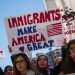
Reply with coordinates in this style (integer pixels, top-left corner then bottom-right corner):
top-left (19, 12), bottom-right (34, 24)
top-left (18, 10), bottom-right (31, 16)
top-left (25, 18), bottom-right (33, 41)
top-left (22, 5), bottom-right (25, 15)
top-left (60, 39), bottom-right (75, 75)
top-left (13, 53), bottom-right (40, 75)
top-left (37, 54), bottom-right (54, 75)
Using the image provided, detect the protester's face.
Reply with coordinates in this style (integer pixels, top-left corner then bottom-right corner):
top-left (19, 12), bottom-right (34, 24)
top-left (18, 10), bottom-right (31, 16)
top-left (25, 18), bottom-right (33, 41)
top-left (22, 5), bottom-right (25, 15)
top-left (38, 56), bottom-right (48, 68)
top-left (5, 67), bottom-right (13, 75)
top-left (69, 44), bottom-right (75, 62)
top-left (15, 56), bottom-right (28, 72)
top-left (31, 60), bottom-right (37, 67)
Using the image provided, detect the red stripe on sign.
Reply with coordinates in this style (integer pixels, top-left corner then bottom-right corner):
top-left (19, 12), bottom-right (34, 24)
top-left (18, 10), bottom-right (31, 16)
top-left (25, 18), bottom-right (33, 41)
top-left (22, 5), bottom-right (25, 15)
top-left (47, 23), bottom-right (62, 37)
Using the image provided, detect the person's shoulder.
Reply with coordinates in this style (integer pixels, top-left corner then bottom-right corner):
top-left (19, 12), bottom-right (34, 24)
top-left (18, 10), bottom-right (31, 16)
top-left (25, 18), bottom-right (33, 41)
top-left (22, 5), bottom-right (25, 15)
top-left (26, 70), bottom-right (41, 75)
top-left (65, 73), bottom-right (75, 75)
top-left (26, 70), bottom-right (35, 75)
top-left (0, 67), bottom-right (4, 75)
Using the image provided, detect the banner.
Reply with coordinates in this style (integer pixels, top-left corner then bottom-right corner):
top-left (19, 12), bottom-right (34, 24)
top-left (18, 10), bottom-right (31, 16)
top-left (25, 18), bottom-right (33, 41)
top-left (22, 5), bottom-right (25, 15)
top-left (4, 8), bottom-right (63, 55)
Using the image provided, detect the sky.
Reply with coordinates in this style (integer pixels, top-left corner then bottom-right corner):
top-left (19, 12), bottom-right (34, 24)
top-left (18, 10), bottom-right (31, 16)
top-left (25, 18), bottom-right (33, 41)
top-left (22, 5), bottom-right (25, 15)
top-left (0, 0), bottom-right (46, 70)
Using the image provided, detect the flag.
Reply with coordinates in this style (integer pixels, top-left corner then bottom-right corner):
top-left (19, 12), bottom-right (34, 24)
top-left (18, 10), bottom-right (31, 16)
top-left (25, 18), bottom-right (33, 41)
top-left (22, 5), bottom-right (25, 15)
top-left (47, 23), bottom-right (62, 37)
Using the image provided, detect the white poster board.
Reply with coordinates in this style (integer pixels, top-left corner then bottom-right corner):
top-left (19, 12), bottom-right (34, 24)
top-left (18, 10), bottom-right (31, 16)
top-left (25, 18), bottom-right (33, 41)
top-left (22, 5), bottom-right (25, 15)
top-left (4, 8), bottom-right (63, 55)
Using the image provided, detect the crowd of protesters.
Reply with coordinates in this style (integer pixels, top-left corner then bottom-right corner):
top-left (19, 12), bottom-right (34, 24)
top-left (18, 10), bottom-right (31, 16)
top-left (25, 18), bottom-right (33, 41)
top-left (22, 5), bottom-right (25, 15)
top-left (0, 39), bottom-right (75, 75)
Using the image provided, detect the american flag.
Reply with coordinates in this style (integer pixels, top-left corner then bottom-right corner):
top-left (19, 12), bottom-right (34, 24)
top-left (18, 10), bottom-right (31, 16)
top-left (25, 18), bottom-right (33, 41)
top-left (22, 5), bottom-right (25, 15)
top-left (47, 23), bottom-right (62, 37)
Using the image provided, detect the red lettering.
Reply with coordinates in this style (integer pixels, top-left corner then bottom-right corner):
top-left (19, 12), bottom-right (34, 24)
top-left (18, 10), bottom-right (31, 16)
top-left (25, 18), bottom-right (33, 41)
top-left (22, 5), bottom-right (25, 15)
top-left (12, 33), bottom-right (46, 47)
top-left (41, 34), bottom-right (46, 41)
top-left (64, 30), bottom-right (75, 35)
top-left (27, 14), bottom-right (33, 24)
top-left (7, 9), bottom-right (61, 28)
top-left (8, 19), bottom-right (12, 28)
top-left (24, 36), bottom-right (29, 43)
top-left (29, 35), bottom-right (33, 43)
top-left (55, 9), bottom-right (60, 20)
top-left (18, 37), bottom-right (24, 44)
top-left (36, 34), bottom-right (40, 42)
top-left (33, 35), bottom-right (36, 42)
top-left (45, 11), bottom-right (51, 22)
top-left (12, 38), bottom-right (18, 46)
top-left (40, 12), bottom-right (45, 23)
top-left (33, 13), bottom-right (39, 23)
top-left (12, 17), bottom-right (18, 27)
top-left (17, 16), bottom-right (24, 26)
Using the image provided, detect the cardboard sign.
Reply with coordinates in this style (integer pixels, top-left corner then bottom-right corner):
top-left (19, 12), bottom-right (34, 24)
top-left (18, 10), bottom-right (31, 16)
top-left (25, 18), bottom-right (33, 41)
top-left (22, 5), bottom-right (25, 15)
top-left (4, 9), bottom-right (63, 55)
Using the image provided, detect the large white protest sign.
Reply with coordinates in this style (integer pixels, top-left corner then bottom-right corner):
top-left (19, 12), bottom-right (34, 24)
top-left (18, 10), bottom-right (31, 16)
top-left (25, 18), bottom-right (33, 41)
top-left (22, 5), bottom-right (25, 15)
top-left (4, 8), bottom-right (63, 55)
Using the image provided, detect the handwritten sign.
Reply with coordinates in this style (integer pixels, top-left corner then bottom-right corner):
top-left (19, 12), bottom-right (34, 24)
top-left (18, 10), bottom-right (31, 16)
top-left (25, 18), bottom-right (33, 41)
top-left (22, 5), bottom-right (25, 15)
top-left (4, 9), bottom-right (63, 55)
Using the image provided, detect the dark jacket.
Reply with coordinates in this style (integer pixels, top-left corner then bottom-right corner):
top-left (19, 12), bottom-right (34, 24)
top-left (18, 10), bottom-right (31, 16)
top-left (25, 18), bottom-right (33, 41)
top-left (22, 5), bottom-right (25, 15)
top-left (38, 68), bottom-right (54, 75)
top-left (61, 56), bottom-right (75, 74)
top-left (53, 62), bottom-right (62, 75)
top-left (61, 46), bottom-right (67, 61)
top-left (0, 67), bottom-right (4, 75)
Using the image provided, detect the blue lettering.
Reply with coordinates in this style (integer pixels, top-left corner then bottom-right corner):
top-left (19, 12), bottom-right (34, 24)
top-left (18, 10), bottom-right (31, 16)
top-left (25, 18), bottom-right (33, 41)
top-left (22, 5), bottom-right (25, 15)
top-left (38, 42), bottom-right (42, 49)
top-left (43, 42), bottom-right (49, 48)
top-left (17, 28), bottom-right (23, 36)
top-left (33, 26), bottom-right (37, 32)
top-left (27, 40), bottom-right (54, 51)
top-left (27, 44), bottom-right (32, 51)
top-left (33, 43), bottom-right (38, 50)
top-left (27, 26), bottom-right (32, 33)
top-left (24, 27), bottom-right (28, 34)
top-left (27, 26), bottom-right (37, 33)
top-left (17, 25), bottom-right (37, 36)
top-left (48, 40), bottom-right (54, 47)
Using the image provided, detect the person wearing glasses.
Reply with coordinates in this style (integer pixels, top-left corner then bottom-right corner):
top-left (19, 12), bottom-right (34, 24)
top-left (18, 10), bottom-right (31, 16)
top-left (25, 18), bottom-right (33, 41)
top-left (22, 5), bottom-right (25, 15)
top-left (13, 53), bottom-right (41, 75)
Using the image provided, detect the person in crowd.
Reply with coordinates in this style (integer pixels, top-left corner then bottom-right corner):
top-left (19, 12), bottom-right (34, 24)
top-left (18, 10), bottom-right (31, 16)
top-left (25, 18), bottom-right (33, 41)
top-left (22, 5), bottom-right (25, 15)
top-left (13, 53), bottom-right (41, 75)
top-left (53, 57), bottom-right (62, 75)
top-left (31, 57), bottom-right (37, 68)
top-left (54, 38), bottom-right (68, 75)
top-left (0, 67), bottom-right (4, 75)
top-left (54, 57), bottom-right (62, 66)
top-left (4, 65), bottom-right (13, 75)
top-left (59, 39), bottom-right (75, 75)
top-left (61, 38), bottom-right (67, 61)
top-left (37, 54), bottom-right (54, 75)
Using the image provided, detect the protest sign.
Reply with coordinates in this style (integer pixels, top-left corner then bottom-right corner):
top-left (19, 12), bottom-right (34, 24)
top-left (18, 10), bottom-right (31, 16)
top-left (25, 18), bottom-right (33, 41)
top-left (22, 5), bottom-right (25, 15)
top-left (5, 8), bottom-right (63, 55)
